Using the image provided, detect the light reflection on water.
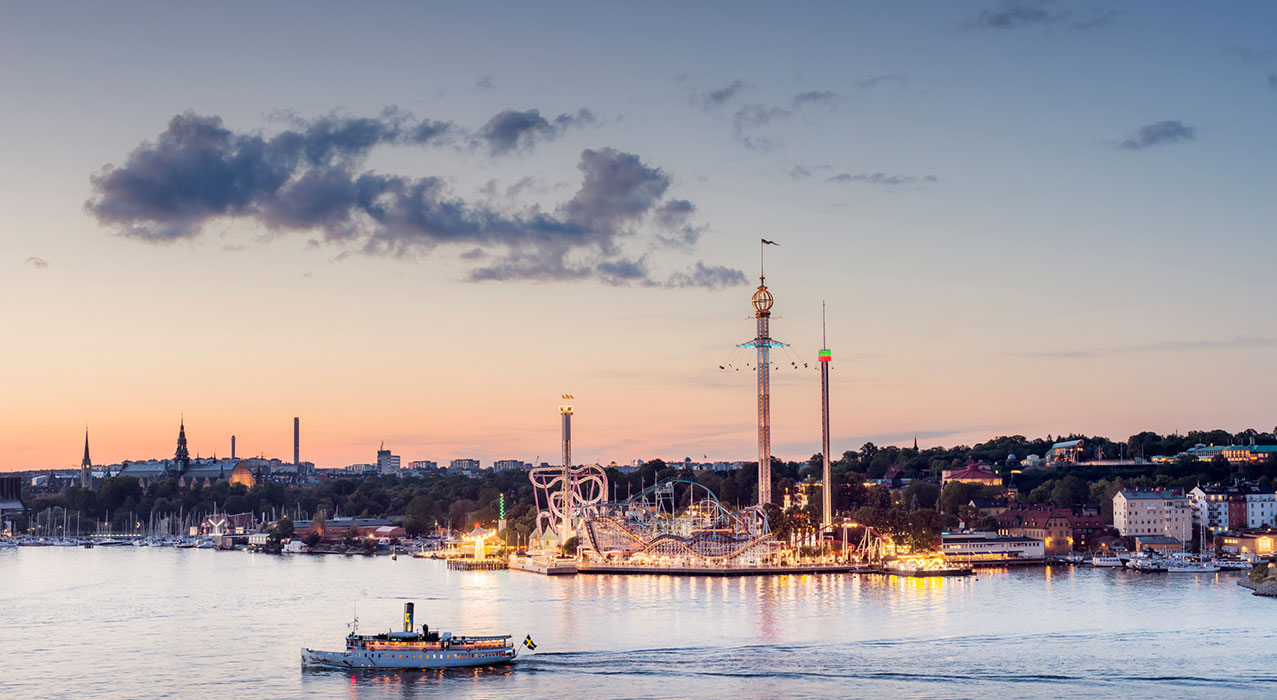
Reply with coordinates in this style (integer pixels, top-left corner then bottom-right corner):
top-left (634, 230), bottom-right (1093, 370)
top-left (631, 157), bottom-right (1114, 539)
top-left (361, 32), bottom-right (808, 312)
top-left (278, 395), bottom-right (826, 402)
top-left (2, 547), bottom-right (1276, 700)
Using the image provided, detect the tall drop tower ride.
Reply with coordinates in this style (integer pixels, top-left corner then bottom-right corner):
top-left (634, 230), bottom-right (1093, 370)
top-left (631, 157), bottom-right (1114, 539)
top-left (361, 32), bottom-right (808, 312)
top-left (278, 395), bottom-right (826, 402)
top-left (740, 240), bottom-right (786, 506)
top-left (819, 302), bottom-right (833, 527)
top-left (559, 394), bottom-right (574, 540)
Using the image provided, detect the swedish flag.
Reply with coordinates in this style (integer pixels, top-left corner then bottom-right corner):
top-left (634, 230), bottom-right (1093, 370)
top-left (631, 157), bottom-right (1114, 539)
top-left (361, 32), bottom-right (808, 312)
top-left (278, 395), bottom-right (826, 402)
top-left (522, 635), bottom-right (537, 650)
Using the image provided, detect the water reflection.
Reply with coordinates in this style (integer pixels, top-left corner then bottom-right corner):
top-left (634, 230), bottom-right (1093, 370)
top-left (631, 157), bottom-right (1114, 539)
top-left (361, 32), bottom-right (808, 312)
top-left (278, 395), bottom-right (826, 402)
top-left (2, 548), bottom-right (1272, 700)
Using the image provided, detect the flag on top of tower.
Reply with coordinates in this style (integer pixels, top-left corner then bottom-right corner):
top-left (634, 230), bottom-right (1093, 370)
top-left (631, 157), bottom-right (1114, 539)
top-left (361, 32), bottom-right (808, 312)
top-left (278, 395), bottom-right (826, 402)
top-left (761, 239), bottom-right (778, 245)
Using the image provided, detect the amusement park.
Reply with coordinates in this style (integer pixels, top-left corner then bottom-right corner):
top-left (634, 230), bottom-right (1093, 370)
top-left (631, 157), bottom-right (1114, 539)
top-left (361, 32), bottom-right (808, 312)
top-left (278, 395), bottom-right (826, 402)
top-left (502, 243), bottom-right (969, 579)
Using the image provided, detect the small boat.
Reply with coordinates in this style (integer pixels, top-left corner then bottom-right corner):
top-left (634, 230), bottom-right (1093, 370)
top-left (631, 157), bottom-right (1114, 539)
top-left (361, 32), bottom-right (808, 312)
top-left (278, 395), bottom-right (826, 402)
top-left (302, 603), bottom-right (525, 670)
top-left (1125, 553), bottom-right (1167, 572)
top-left (1167, 561), bottom-right (1221, 573)
top-left (1213, 558), bottom-right (1251, 571)
top-left (1091, 555), bottom-right (1123, 567)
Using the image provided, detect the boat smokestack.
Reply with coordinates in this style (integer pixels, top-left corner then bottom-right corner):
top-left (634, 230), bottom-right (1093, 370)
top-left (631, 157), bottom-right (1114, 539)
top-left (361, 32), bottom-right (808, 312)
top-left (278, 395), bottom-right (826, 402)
top-left (403, 602), bottom-right (414, 633)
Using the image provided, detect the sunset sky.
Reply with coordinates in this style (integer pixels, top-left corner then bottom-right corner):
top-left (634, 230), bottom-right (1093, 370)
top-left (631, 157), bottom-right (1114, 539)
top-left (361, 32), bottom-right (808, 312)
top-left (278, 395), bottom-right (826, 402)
top-left (3, 1), bottom-right (1276, 471)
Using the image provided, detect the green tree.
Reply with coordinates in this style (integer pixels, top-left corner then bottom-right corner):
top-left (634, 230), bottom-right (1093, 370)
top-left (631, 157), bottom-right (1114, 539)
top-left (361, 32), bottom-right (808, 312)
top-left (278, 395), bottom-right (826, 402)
top-left (901, 481), bottom-right (940, 511)
top-left (1050, 476), bottom-right (1088, 507)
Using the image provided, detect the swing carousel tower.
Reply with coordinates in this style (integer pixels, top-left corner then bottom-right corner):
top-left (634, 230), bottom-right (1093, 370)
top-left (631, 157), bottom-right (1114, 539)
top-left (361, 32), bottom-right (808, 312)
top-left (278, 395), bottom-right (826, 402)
top-left (740, 240), bottom-right (786, 506)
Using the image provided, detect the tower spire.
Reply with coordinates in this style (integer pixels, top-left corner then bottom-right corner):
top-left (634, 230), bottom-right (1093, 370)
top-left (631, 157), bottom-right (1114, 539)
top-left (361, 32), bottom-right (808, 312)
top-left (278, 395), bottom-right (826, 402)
top-left (742, 239), bottom-right (784, 506)
top-left (80, 428), bottom-right (93, 489)
top-left (819, 302), bottom-right (832, 527)
top-left (174, 417), bottom-right (190, 476)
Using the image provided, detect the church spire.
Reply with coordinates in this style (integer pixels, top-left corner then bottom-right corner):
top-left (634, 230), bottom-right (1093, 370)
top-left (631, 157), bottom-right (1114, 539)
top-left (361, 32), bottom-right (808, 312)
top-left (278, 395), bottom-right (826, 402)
top-left (80, 428), bottom-right (93, 488)
top-left (174, 417), bottom-right (191, 476)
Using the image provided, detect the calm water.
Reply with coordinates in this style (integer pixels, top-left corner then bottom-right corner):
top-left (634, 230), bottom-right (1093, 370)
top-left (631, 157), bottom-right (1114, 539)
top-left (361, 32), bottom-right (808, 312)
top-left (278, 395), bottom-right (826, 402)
top-left (2, 547), bottom-right (1274, 700)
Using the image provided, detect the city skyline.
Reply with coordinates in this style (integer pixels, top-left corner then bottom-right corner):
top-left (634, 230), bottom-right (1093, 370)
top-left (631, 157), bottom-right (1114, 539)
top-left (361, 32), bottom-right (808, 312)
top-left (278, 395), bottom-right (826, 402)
top-left (5, 2), bottom-right (1277, 470)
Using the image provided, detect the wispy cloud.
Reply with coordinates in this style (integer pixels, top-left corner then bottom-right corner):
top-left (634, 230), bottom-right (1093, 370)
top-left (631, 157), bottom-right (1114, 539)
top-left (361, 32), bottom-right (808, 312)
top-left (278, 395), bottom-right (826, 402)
top-left (1224, 46), bottom-right (1276, 63)
top-left (732, 104), bottom-right (791, 151)
top-left (792, 90), bottom-right (839, 110)
top-left (788, 164), bottom-right (831, 180)
top-left (1014, 336), bottom-right (1277, 359)
top-left (474, 75), bottom-right (495, 90)
top-left (968, 0), bottom-right (1116, 32)
top-left (1116, 120), bottom-right (1196, 151)
top-left (475, 108), bottom-right (596, 156)
top-left (856, 73), bottom-right (907, 90)
top-left (25, 256), bottom-right (49, 269)
top-left (1269, 73), bottom-right (1277, 92)
top-left (827, 172), bottom-right (938, 187)
top-left (85, 111), bottom-right (743, 288)
top-left (691, 79), bottom-right (749, 111)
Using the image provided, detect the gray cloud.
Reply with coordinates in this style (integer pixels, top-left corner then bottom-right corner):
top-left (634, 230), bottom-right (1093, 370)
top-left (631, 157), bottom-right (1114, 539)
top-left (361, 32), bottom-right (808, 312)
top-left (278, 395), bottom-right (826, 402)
top-left (788, 164), bottom-right (830, 180)
top-left (856, 73), bottom-right (907, 90)
top-left (475, 108), bottom-right (596, 156)
top-left (664, 261), bottom-right (747, 290)
top-left (969, 1), bottom-right (1115, 31)
top-left (1269, 73), bottom-right (1277, 92)
top-left (792, 90), bottom-right (839, 109)
top-left (474, 75), bottom-right (495, 90)
top-left (827, 172), bottom-right (938, 186)
top-left (733, 104), bottom-right (791, 151)
top-left (25, 256), bottom-right (49, 269)
top-left (1116, 120), bottom-right (1195, 151)
top-left (692, 80), bottom-right (749, 111)
top-left (86, 112), bottom-right (741, 288)
top-left (1225, 46), bottom-right (1276, 63)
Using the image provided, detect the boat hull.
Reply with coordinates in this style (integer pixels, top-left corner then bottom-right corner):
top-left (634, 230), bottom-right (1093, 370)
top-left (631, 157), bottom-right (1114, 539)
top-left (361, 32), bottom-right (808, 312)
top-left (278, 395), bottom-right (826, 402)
top-left (301, 646), bottom-right (517, 670)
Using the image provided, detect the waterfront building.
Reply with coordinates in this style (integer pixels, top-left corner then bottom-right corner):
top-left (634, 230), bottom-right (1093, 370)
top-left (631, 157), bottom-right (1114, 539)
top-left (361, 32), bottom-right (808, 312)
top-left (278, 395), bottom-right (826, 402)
top-left (940, 532), bottom-right (1044, 565)
top-left (376, 445), bottom-right (400, 473)
top-left (1112, 489), bottom-right (1192, 543)
top-left (1132, 534), bottom-right (1184, 554)
top-left (941, 460), bottom-right (1001, 487)
top-left (0, 475), bottom-right (25, 530)
top-left (1189, 483), bottom-right (1277, 532)
top-left (1216, 531), bottom-right (1277, 557)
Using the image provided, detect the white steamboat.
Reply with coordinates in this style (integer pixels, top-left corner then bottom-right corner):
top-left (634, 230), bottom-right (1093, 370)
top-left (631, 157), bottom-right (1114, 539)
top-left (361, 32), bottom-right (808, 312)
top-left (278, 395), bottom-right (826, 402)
top-left (302, 603), bottom-right (522, 670)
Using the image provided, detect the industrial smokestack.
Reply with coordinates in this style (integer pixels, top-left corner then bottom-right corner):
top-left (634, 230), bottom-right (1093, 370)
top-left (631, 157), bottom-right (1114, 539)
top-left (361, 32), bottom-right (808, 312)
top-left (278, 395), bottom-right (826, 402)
top-left (231, 435), bottom-right (236, 460)
top-left (293, 417), bottom-right (299, 465)
top-left (403, 602), bottom-right (414, 633)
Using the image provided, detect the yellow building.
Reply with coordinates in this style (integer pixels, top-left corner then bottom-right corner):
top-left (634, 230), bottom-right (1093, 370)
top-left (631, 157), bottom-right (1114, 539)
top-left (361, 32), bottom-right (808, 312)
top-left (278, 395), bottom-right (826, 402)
top-left (228, 462), bottom-right (256, 488)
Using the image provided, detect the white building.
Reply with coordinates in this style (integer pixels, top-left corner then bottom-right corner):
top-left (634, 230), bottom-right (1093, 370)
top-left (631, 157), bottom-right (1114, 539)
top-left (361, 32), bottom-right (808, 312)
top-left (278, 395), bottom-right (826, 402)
top-left (408, 460), bottom-right (437, 470)
top-left (1188, 483), bottom-right (1277, 532)
top-left (940, 532), bottom-right (1044, 564)
top-left (450, 458), bottom-right (481, 472)
top-left (1112, 490), bottom-right (1192, 542)
top-left (493, 459), bottom-right (529, 471)
top-left (376, 447), bottom-right (400, 473)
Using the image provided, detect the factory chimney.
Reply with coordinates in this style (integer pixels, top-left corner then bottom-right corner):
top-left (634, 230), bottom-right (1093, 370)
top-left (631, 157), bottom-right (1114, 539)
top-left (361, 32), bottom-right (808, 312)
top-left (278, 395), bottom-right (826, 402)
top-left (293, 417), bottom-right (300, 465)
top-left (231, 435), bottom-right (237, 460)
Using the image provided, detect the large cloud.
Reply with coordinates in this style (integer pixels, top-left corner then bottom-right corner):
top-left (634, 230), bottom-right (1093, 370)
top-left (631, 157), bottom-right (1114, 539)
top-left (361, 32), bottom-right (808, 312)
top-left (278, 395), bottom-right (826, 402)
top-left (86, 111), bottom-right (741, 288)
